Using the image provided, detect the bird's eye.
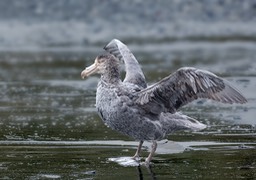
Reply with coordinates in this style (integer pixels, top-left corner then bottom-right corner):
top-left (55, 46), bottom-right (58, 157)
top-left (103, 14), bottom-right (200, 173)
top-left (97, 58), bottom-right (104, 63)
top-left (96, 56), bottom-right (105, 63)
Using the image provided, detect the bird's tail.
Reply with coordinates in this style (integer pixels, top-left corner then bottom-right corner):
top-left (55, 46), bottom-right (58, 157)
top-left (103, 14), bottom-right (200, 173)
top-left (181, 114), bottom-right (207, 131)
top-left (162, 112), bottom-right (207, 134)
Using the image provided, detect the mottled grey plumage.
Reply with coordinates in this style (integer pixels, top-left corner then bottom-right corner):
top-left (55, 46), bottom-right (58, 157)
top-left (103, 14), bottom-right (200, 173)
top-left (81, 39), bottom-right (247, 164)
top-left (104, 39), bottom-right (147, 88)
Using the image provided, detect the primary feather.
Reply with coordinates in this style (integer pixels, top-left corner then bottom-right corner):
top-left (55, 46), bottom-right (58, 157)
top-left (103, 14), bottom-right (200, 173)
top-left (135, 67), bottom-right (247, 114)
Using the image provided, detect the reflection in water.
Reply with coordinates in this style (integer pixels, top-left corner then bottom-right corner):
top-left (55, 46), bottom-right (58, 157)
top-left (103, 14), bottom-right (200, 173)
top-left (137, 165), bottom-right (157, 180)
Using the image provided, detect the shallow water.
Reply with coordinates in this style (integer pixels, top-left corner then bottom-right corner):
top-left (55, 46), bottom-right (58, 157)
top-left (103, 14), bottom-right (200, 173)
top-left (0, 39), bottom-right (255, 179)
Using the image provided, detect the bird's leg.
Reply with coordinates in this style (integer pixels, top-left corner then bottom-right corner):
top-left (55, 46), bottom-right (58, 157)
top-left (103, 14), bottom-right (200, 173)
top-left (145, 141), bottom-right (157, 164)
top-left (132, 140), bottom-right (144, 161)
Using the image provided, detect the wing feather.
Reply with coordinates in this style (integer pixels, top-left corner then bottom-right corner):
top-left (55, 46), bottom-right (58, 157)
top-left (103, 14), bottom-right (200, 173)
top-left (104, 39), bottom-right (147, 88)
top-left (136, 67), bottom-right (247, 114)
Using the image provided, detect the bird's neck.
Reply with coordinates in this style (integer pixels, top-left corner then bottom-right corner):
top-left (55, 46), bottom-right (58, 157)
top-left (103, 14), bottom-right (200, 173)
top-left (101, 65), bottom-right (121, 85)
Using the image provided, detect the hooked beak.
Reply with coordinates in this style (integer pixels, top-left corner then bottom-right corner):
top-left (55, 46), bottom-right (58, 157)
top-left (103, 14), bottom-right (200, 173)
top-left (81, 61), bottom-right (98, 79)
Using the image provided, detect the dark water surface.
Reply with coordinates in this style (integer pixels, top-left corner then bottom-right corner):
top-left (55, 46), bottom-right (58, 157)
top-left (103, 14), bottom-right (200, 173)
top-left (0, 40), bottom-right (255, 179)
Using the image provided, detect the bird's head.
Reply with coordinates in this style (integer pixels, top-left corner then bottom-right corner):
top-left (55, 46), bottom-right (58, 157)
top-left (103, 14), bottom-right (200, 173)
top-left (81, 54), bottom-right (120, 79)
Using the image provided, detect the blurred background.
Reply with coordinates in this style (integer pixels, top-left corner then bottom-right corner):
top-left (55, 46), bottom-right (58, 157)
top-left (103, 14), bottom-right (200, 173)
top-left (0, 0), bottom-right (255, 179)
top-left (0, 0), bottom-right (256, 48)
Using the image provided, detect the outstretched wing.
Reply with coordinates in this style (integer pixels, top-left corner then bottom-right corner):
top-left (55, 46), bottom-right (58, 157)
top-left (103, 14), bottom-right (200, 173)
top-left (136, 67), bottom-right (247, 114)
top-left (104, 39), bottom-right (147, 88)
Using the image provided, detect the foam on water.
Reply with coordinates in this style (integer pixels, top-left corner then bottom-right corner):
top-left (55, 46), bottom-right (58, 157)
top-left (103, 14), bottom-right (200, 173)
top-left (109, 157), bottom-right (140, 167)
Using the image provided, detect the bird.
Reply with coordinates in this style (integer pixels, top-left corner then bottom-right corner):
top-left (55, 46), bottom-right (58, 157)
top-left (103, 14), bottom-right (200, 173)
top-left (81, 39), bottom-right (247, 164)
